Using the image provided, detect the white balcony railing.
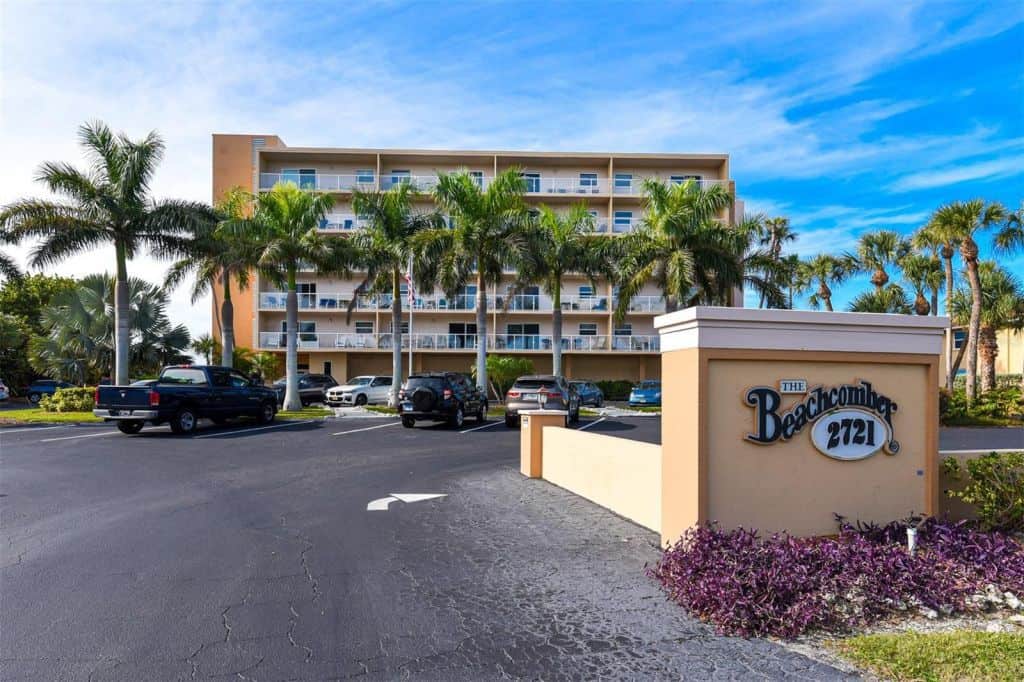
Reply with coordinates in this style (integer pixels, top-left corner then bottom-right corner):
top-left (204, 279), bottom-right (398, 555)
top-left (320, 214), bottom-right (369, 232)
top-left (258, 291), bottom-right (664, 313)
top-left (612, 177), bottom-right (730, 196)
top-left (257, 332), bottom-right (660, 352)
top-left (259, 173), bottom-right (376, 193)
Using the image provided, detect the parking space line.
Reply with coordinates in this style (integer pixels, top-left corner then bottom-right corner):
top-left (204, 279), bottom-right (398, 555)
top-left (460, 421), bottom-right (502, 434)
top-left (575, 418), bottom-right (607, 431)
top-left (0, 425), bottom-right (67, 435)
top-left (40, 430), bottom-right (119, 443)
top-left (331, 421), bottom-right (401, 436)
top-left (195, 420), bottom-right (316, 439)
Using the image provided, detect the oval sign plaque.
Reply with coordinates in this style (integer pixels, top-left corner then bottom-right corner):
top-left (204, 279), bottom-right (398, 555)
top-left (810, 408), bottom-right (889, 461)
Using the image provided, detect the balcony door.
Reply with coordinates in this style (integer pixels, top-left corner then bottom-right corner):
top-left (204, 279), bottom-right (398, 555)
top-left (448, 323), bottom-right (477, 349)
top-left (520, 172), bottom-right (541, 193)
top-left (282, 168), bottom-right (316, 190)
top-left (506, 323), bottom-right (540, 350)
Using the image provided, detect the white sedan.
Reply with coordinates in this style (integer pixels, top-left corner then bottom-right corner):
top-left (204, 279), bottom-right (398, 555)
top-left (325, 376), bottom-right (393, 407)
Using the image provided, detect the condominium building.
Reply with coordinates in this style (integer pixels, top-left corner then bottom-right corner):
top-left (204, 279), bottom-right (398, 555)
top-left (211, 134), bottom-right (736, 382)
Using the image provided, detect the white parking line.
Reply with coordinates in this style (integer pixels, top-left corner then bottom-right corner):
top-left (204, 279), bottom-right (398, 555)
top-left (331, 421), bottom-right (401, 436)
top-left (575, 418), bottom-right (607, 431)
top-left (195, 420), bottom-right (316, 439)
top-left (0, 425), bottom-right (66, 435)
top-left (460, 421), bottom-right (502, 434)
top-left (40, 430), bottom-right (119, 443)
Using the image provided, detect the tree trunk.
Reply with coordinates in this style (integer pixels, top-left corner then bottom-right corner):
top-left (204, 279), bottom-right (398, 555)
top-left (283, 269), bottom-right (302, 411)
top-left (390, 268), bottom-right (403, 405)
top-left (819, 280), bottom-right (833, 312)
top-left (930, 286), bottom-right (939, 317)
top-left (475, 273), bottom-right (487, 392)
top-left (221, 277), bottom-right (234, 368)
top-left (913, 292), bottom-right (930, 316)
top-left (114, 244), bottom-right (131, 385)
top-left (963, 242), bottom-right (982, 405)
top-left (978, 326), bottom-right (998, 394)
top-left (551, 282), bottom-right (563, 376)
top-left (943, 250), bottom-right (955, 390)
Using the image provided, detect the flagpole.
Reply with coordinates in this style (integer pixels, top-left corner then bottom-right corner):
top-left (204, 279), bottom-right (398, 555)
top-left (407, 256), bottom-right (414, 378)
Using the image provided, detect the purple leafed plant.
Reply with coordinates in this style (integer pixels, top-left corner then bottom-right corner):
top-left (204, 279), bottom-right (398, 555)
top-left (648, 519), bottom-right (1024, 639)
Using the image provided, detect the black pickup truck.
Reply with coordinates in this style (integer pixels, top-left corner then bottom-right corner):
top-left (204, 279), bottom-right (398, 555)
top-left (94, 365), bottom-right (279, 435)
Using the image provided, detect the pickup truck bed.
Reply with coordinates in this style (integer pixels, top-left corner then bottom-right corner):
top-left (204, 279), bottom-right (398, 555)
top-left (95, 365), bottom-right (279, 435)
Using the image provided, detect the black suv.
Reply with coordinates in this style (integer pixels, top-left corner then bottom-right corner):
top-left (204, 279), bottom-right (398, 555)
top-left (272, 373), bottom-right (338, 406)
top-left (398, 372), bottom-right (488, 428)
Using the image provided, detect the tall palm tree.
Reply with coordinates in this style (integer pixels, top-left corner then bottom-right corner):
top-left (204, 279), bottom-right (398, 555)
top-left (520, 204), bottom-right (612, 376)
top-left (192, 333), bottom-right (217, 364)
top-left (415, 169), bottom-right (533, 393)
top-left (850, 230), bottom-right (911, 292)
top-left (910, 228), bottom-right (945, 317)
top-left (848, 284), bottom-right (912, 314)
top-left (164, 187), bottom-right (253, 368)
top-left (0, 121), bottom-right (211, 384)
top-left (614, 178), bottom-right (740, 321)
top-left (729, 214), bottom-right (787, 309)
top-left (931, 199), bottom-right (1007, 404)
top-left (950, 262), bottom-right (1024, 392)
top-left (794, 254), bottom-right (853, 311)
top-left (758, 217), bottom-right (798, 308)
top-left (349, 183), bottom-right (442, 404)
top-left (898, 253), bottom-right (943, 316)
top-left (228, 182), bottom-right (350, 411)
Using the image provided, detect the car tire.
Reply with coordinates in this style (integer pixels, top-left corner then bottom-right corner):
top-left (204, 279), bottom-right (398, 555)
top-left (476, 401), bottom-right (487, 423)
top-left (28, 392), bottom-right (41, 405)
top-left (449, 405), bottom-right (465, 428)
top-left (355, 393), bottom-right (368, 406)
top-left (505, 415), bottom-right (519, 428)
top-left (401, 417), bottom-right (415, 428)
top-left (256, 401), bottom-right (276, 425)
top-left (170, 407), bottom-right (198, 435)
top-left (596, 397), bottom-right (603, 408)
top-left (117, 420), bottom-right (144, 435)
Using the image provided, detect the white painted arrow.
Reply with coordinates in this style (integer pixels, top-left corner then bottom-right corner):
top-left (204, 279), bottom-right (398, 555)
top-left (367, 493), bottom-right (447, 511)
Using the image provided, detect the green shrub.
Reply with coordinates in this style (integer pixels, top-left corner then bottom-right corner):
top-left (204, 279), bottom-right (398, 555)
top-left (953, 374), bottom-right (1021, 391)
top-left (38, 386), bottom-right (95, 413)
top-left (939, 386), bottom-right (1023, 426)
top-left (596, 380), bottom-right (635, 401)
top-left (942, 452), bottom-right (1024, 532)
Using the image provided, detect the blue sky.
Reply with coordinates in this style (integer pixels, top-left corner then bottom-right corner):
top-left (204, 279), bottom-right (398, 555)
top-left (1, 1), bottom-right (1022, 333)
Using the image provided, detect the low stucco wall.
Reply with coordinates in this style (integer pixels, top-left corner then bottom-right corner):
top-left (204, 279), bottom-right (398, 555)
top-left (541, 428), bottom-right (662, 532)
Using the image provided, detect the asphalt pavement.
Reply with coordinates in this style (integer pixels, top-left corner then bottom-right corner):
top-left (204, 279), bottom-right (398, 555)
top-left (0, 414), bottom-right (855, 681)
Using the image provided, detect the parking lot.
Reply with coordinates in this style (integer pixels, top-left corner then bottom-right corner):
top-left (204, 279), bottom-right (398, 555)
top-left (0, 413), bottom-right (859, 681)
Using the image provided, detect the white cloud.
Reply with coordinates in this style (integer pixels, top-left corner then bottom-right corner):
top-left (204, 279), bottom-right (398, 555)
top-left (887, 156), bottom-right (1024, 192)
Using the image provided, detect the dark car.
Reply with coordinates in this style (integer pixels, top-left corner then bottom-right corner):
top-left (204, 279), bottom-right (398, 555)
top-left (570, 380), bottom-right (604, 408)
top-left (94, 365), bottom-right (279, 435)
top-left (505, 375), bottom-right (580, 428)
top-left (272, 373), bottom-right (338, 406)
top-left (397, 372), bottom-right (487, 428)
top-left (25, 379), bottom-right (75, 405)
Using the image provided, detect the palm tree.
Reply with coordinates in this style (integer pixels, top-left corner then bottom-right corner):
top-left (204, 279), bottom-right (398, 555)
top-left (192, 333), bottom-right (217, 364)
top-left (520, 204), bottom-right (611, 376)
top-left (898, 253), bottom-right (943, 316)
top-left (729, 214), bottom-right (787, 309)
top-left (614, 178), bottom-right (740, 320)
top-left (794, 254), bottom-right (853, 311)
top-left (250, 352), bottom-right (280, 384)
top-left (914, 218), bottom-right (962, 388)
top-left (164, 187), bottom-right (254, 368)
top-left (0, 250), bottom-right (20, 281)
top-left (848, 284), bottom-right (912, 314)
top-left (850, 230), bottom-right (911, 292)
top-left (349, 183), bottom-right (442, 404)
top-left (227, 182), bottom-right (349, 411)
top-left (950, 262), bottom-right (1024, 392)
top-left (758, 217), bottom-right (798, 308)
top-left (930, 200), bottom-right (1007, 404)
top-left (0, 121), bottom-right (212, 384)
top-left (415, 169), bottom-right (533, 393)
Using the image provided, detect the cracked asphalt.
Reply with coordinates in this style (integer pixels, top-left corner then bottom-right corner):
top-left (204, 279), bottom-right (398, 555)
top-left (1, 416), bottom-right (851, 680)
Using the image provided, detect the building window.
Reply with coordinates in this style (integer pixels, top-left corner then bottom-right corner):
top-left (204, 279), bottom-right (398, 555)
top-left (579, 172), bottom-right (597, 189)
top-left (953, 329), bottom-right (966, 349)
top-left (613, 323), bottom-right (632, 336)
top-left (356, 169), bottom-right (374, 184)
top-left (579, 285), bottom-right (594, 298)
top-left (390, 170), bottom-right (411, 186)
top-left (670, 174), bottom-right (702, 185)
top-left (469, 171), bottom-right (484, 188)
top-left (388, 321), bottom-right (409, 334)
top-left (520, 172), bottom-right (541, 193)
top-left (579, 323), bottom-right (597, 336)
top-left (283, 168), bottom-right (317, 190)
top-left (613, 211), bottom-right (633, 232)
top-left (614, 173), bottom-right (632, 190)
top-left (355, 321), bottom-right (373, 334)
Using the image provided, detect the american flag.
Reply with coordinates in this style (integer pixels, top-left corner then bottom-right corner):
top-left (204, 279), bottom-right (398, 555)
top-left (404, 271), bottom-right (415, 304)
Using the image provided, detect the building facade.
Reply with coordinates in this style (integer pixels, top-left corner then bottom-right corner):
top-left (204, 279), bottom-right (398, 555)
top-left (211, 134), bottom-right (735, 382)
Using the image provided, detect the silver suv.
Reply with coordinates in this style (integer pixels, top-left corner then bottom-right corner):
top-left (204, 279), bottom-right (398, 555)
top-left (325, 375), bottom-right (393, 407)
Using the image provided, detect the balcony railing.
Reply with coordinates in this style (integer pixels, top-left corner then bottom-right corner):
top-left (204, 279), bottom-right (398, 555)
top-left (257, 332), bottom-right (660, 352)
top-left (319, 214), bottom-right (369, 232)
top-left (259, 291), bottom-right (665, 313)
top-left (520, 177), bottom-right (610, 195)
top-left (612, 177), bottom-right (730, 196)
top-left (259, 173), bottom-right (376, 193)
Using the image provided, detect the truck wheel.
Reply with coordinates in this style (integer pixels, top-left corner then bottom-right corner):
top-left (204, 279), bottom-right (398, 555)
top-left (476, 401), bottom-right (487, 423)
top-left (170, 408), bottom-right (198, 435)
top-left (401, 417), bottom-right (415, 428)
top-left (355, 393), bottom-right (368, 406)
top-left (28, 392), bottom-right (41, 405)
top-left (256, 402), bottom-right (276, 424)
top-left (117, 420), bottom-right (144, 434)
top-left (448, 405), bottom-right (465, 428)
top-left (505, 415), bottom-right (519, 429)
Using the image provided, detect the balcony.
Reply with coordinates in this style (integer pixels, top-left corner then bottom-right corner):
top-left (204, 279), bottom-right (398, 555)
top-left (611, 177), bottom-right (729, 197)
top-left (519, 177), bottom-right (610, 195)
top-left (259, 291), bottom-right (665, 314)
top-left (256, 332), bottom-right (660, 353)
top-left (259, 173), bottom-right (376, 193)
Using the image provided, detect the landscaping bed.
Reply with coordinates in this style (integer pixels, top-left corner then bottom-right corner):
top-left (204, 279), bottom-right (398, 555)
top-left (0, 409), bottom-right (102, 425)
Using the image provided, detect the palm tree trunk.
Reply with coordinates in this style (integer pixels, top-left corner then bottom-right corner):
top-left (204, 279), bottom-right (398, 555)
top-left (930, 287), bottom-right (939, 317)
top-left (283, 268), bottom-right (302, 412)
top-left (943, 252), bottom-right (955, 390)
top-left (820, 280), bottom-right (833, 312)
top-left (221, 277), bottom-right (234, 368)
top-left (978, 326), bottom-right (998, 394)
top-left (114, 243), bottom-right (131, 385)
top-left (964, 251), bottom-right (982, 405)
top-left (551, 282), bottom-right (563, 376)
top-left (475, 272), bottom-right (487, 393)
top-left (390, 268), bottom-right (403, 406)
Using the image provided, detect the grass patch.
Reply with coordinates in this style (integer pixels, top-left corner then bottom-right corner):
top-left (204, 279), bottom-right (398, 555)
top-left (277, 406), bottom-right (332, 420)
top-left (942, 415), bottom-right (1021, 427)
top-left (0, 409), bottom-right (101, 425)
top-left (832, 631), bottom-right (1024, 682)
top-left (627, 405), bottom-right (662, 413)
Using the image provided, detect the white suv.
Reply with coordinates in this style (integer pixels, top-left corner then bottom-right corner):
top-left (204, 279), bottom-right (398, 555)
top-left (325, 375), bottom-right (393, 407)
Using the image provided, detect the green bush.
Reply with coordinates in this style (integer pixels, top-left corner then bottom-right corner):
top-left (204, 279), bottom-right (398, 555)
top-left (595, 380), bottom-right (635, 401)
top-left (953, 374), bottom-right (1021, 391)
top-left (939, 386), bottom-right (1023, 426)
top-left (38, 386), bottom-right (95, 413)
top-left (942, 452), bottom-right (1024, 532)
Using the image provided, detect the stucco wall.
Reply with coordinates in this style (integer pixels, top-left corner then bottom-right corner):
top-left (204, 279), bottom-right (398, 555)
top-left (541, 428), bottom-right (662, 532)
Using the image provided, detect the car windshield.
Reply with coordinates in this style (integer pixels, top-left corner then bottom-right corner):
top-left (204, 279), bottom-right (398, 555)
top-left (405, 376), bottom-right (445, 390)
top-left (514, 379), bottom-right (558, 390)
top-left (160, 368), bottom-right (208, 385)
top-left (636, 381), bottom-right (660, 390)
top-left (346, 376), bottom-right (373, 386)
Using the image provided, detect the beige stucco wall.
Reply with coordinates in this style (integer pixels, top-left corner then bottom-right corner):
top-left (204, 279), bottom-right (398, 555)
top-left (542, 428), bottom-right (662, 532)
